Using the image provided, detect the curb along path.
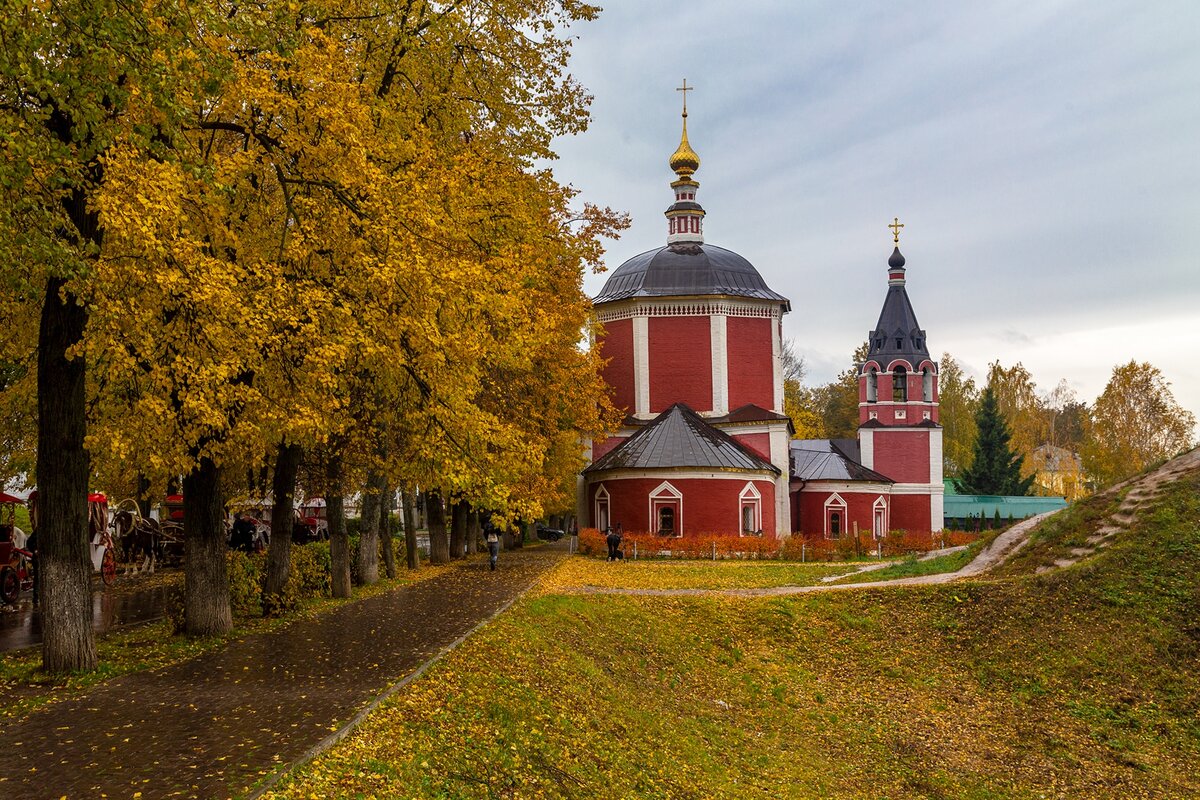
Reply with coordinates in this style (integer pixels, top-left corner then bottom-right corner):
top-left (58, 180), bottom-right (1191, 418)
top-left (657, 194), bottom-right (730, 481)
top-left (0, 545), bottom-right (564, 800)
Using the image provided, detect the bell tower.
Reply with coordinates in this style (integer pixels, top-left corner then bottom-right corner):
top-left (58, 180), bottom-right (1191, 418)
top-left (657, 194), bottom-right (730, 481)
top-left (857, 219), bottom-right (943, 531)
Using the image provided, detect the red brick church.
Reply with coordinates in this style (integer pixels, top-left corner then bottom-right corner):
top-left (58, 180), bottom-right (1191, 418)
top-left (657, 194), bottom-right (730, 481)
top-left (578, 97), bottom-right (942, 539)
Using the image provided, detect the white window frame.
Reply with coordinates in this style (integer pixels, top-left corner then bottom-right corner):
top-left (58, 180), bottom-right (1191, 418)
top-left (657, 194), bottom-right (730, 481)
top-left (594, 484), bottom-right (611, 533)
top-left (649, 481), bottom-right (683, 538)
top-left (738, 482), bottom-right (762, 536)
top-left (873, 496), bottom-right (888, 539)
top-left (824, 492), bottom-right (848, 539)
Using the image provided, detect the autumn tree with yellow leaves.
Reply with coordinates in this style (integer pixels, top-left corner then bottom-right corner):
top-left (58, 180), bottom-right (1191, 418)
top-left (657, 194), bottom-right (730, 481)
top-left (2, 0), bottom-right (623, 668)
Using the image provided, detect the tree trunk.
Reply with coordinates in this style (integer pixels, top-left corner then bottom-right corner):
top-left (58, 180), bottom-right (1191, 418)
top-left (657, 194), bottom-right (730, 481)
top-left (426, 490), bottom-right (449, 565)
top-left (37, 276), bottom-right (96, 673)
top-left (379, 483), bottom-right (396, 579)
top-left (401, 487), bottom-right (420, 570)
top-left (328, 492), bottom-right (350, 598)
top-left (264, 442), bottom-right (303, 604)
top-left (449, 500), bottom-right (467, 560)
top-left (465, 508), bottom-right (479, 555)
top-left (135, 473), bottom-right (152, 520)
top-left (357, 471), bottom-right (384, 585)
top-left (183, 456), bottom-right (232, 635)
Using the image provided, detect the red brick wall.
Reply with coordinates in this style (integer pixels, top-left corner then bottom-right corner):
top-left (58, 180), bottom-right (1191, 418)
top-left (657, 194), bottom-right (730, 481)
top-left (872, 431), bottom-right (931, 483)
top-left (795, 486), bottom-right (889, 537)
top-left (732, 432), bottom-right (771, 462)
top-left (888, 493), bottom-right (931, 533)
top-left (591, 436), bottom-right (626, 462)
top-left (727, 317), bottom-right (775, 410)
top-left (649, 317), bottom-right (712, 412)
top-left (589, 476), bottom-right (776, 537)
top-left (598, 318), bottom-right (634, 414)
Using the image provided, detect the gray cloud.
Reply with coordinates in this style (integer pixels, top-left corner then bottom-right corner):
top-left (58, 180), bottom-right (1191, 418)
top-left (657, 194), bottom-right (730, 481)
top-left (552, 1), bottom-right (1200, 422)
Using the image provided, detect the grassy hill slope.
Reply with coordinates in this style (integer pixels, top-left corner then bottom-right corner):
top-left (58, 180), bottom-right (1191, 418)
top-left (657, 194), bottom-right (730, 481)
top-left (270, 462), bottom-right (1200, 799)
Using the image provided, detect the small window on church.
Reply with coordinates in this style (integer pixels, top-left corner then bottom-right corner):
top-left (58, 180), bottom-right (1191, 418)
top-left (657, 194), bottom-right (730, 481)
top-left (866, 368), bottom-right (877, 403)
top-left (922, 367), bottom-right (933, 402)
top-left (658, 507), bottom-right (675, 535)
top-left (830, 513), bottom-right (841, 539)
top-left (874, 338), bottom-right (882, 349)
top-left (895, 338), bottom-right (902, 349)
top-left (893, 366), bottom-right (908, 402)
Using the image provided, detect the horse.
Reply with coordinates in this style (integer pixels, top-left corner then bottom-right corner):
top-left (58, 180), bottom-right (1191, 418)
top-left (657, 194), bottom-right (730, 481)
top-left (113, 509), bottom-right (163, 575)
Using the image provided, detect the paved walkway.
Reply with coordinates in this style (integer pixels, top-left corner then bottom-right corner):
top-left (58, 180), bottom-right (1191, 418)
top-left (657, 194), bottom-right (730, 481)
top-left (0, 545), bottom-right (562, 800)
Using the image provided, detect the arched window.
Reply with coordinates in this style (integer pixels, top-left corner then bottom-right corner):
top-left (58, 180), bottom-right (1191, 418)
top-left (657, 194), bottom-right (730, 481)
top-left (922, 367), bottom-right (933, 402)
top-left (594, 485), bottom-right (610, 533)
top-left (649, 481), bottom-right (683, 538)
top-left (893, 366), bottom-right (908, 402)
top-left (739, 482), bottom-right (762, 536)
top-left (866, 367), bottom-right (878, 402)
top-left (873, 496), bottom-right (888, 539)
top-left (824, 493), bottom-right (847, 540)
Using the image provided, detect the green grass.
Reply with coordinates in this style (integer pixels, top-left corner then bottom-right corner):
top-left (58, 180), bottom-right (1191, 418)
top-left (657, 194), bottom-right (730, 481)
top-left (827, 530), bottom-right (1002, 585)
top-left (267, 469), bottom-right (1200, 799)
top-left (545, 557), bottom-right (857, 590)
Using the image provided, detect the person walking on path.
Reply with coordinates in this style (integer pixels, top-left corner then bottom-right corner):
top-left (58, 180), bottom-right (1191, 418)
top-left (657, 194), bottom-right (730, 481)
top-left (486, 523), bottom-right (501, 570)
top-left (605, 526), bottom-right (622, 561)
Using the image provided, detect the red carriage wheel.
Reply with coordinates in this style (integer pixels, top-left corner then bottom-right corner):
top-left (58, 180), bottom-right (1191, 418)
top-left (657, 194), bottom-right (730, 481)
top-left (101, 547), bottom-right (117, 586)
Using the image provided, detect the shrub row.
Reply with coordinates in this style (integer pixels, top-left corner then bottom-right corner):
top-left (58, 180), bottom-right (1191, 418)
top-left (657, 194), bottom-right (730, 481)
top-left (167, 535), bottom-right (409, 631)
top-left (577, 527), bottom-right (979, 562)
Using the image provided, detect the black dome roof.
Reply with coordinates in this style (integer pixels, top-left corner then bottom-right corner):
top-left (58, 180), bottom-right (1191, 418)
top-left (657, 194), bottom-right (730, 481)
top-left (594, 242), bottom-right (789, 309)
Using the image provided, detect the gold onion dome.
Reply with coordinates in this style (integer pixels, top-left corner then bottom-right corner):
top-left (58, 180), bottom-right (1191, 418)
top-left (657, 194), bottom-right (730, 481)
top-left (669, 114), bottom-right (701, 177)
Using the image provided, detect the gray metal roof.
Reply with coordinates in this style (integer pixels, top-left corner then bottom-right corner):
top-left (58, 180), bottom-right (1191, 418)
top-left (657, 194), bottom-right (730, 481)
top-left (594, 243), bottom-right (790, 309)
top-left (585, 404), bottom-right (780, 474)
top-left (864, 247), bottom-right (930, 368)
top-left (790, 439), bottom-right (894, 483)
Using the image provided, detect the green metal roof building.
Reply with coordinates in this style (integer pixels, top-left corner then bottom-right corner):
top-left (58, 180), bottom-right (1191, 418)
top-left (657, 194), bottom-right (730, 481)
top-left (943, 480), bottom-right (1067, 530)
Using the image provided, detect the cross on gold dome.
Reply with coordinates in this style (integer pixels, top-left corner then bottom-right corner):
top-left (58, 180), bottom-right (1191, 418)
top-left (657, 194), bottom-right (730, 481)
top-left (676, 78), bottom-right (693, 116)
top-left (889, 217), bottom-right (905, 244)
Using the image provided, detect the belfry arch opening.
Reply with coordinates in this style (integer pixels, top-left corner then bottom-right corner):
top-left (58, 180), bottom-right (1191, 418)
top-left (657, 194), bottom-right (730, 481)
top-left (892, 366), bottom-right (908, 402)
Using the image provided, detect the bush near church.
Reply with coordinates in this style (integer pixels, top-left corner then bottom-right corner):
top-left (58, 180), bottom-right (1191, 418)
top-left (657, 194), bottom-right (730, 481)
top-left (576, 527), bottom-right (976, 561)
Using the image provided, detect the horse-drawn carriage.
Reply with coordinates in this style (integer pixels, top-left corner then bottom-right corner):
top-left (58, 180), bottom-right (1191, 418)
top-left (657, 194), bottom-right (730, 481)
top-left (0, 491), bottom-right (32, 604)
top-left (110, 494), bottom-right (187, 574)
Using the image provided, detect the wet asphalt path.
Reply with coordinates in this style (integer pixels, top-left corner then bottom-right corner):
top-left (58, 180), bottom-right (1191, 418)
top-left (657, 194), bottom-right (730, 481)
top-left (0, 545), bottom-right (562, 799)
top-left (1, 583), bottom-right (169, 652)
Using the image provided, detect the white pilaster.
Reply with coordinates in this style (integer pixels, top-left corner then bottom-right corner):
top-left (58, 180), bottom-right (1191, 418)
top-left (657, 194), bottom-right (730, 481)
top-left (711, 314), bottom-right (728, 414)
top-left (929, 427), bottom-right (944, 531)
top-left (859, 428), bottom-right (875, 470)
top-left (772, 319), bottom-right (783, 413)
top-left (633, 315), bottom-right (650, 417)
top-left (769, 425), bottom-right (792, 536)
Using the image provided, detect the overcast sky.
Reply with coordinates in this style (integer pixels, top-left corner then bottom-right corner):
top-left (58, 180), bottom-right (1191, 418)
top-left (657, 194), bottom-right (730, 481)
top-left (549, 1), bottom-right (1199, 428)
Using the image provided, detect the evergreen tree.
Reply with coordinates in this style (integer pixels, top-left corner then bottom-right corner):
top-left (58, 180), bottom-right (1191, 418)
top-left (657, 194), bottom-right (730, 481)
top-left (955, 387), bottom-right (1035, 496)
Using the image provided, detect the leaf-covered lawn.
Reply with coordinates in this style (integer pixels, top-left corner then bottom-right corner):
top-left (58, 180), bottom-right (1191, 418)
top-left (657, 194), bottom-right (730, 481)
top-left (540, 557), bottom-right (856, 591)
top-left (267, 473), bottom-right (1200, 799)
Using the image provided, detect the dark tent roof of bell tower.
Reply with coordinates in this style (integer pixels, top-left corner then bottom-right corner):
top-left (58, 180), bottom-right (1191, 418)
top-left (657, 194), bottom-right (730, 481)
top-left (865, 246), bottom-right (930, 368)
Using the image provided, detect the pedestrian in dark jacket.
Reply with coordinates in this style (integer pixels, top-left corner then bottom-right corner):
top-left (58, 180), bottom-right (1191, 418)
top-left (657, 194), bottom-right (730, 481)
top-left (605, 527), bottom-right (622, 561)
top-left (485, 524), bottom-right (501, 570)
top-left (230, 513), bottom-right (257, 553)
